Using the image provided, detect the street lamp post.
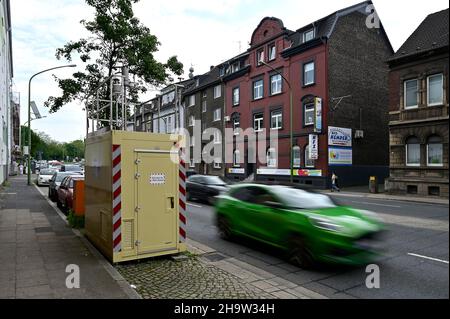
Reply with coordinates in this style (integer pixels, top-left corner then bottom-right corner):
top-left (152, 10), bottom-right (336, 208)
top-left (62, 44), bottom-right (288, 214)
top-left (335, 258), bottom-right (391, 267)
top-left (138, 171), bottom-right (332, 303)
top-left (260, 61), bottom-right (294, 183)
top-left (27, 64), bottom-right (76, 185)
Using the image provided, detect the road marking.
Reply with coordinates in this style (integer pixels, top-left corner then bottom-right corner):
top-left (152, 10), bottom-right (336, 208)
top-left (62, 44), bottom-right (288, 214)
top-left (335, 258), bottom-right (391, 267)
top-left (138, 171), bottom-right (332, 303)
top-left (350, 201), bottom-right (401, 208)
top-left (1, 193), bottom-right (17, 195)
top-left (407, 253), bottom-right (449, 264)
top-left (187, 202), bottom-right (203, 208)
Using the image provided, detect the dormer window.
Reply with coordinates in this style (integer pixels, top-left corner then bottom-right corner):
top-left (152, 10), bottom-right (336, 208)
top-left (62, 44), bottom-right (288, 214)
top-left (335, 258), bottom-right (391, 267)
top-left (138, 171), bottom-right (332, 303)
top-left (219, 67), bottom-right (225, 77)
top-left (303, 28), bottom-right (315, 42)
top-left (257, 49), bottom-right (265, 65)
top-left (268, 44), bottom-right (276, 61)
top-left (231, 62), bottom-right (240, 73)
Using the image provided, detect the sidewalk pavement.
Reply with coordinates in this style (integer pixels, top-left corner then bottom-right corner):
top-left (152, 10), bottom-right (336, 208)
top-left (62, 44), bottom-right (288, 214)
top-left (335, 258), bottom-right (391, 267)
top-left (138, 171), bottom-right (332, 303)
top-left (0, 175), bottom-right (138, 299)
top-left (319, 185), bottom-right (449, 205)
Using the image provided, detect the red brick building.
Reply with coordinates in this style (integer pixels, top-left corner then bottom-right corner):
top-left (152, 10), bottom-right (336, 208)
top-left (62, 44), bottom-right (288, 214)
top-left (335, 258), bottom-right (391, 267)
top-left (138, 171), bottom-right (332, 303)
top-left (221, 1), bottom-right (393, 188)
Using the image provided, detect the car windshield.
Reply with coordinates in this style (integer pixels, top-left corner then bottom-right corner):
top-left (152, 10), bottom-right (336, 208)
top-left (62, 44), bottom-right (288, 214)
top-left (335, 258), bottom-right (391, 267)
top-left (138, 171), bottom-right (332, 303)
top-left (40, 169), bottom-right (54, 175)
top-left (272, 187), bottom-right (337, 209)
top-left (203, 176), bottom-right (226, 185)
top-left (55, 173), bottom-right (72, 182)
top-left (65, 165), bottom-right (81, 171)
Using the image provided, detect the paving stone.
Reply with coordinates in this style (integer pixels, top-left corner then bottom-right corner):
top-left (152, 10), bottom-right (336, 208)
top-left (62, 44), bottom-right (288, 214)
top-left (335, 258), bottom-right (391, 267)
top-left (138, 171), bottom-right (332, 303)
top-left (16, 285), bottom-right (53, 298)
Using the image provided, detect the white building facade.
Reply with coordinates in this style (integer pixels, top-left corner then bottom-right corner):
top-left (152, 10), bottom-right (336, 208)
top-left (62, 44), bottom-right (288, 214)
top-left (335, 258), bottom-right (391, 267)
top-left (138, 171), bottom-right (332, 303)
top-left (0, 0), bottom-right (13, 184)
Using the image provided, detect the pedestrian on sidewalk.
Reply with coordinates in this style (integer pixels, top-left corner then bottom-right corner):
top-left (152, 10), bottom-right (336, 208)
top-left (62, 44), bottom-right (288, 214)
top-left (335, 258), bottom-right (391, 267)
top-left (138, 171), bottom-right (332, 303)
top-left (19, 162), bottom-right (24, 175)
top-left (331, 172), bottom-right (340, 192)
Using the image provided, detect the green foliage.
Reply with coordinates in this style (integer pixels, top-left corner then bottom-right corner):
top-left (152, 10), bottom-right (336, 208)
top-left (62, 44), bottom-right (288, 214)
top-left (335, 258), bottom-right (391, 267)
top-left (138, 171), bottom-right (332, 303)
top-left (45, 0), bottom-right (183, 115)
top-left (21, 126), bottom-right (85, 161)
top-left (67, 210), bottom-right (85, 229)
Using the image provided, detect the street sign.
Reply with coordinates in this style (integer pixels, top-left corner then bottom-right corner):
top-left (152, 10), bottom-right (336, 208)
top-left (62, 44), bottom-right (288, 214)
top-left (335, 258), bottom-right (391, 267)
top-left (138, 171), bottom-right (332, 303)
top-left (30, 101), bottom-right (42, 119)
top-left (23, 146), bottom-right (29, 156)
top-left (314, 97), bottom-right (322, 133)
top-left (309, 134), bottom-right (319, 160)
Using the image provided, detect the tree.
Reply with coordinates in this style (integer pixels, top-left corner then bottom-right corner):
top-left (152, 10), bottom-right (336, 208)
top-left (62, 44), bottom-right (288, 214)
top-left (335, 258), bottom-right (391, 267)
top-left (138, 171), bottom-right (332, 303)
top-left (45, 0), bottom-right (183, 119)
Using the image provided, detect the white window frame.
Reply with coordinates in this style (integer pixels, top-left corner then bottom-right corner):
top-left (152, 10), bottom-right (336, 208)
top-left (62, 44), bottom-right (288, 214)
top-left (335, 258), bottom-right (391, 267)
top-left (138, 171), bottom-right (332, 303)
top-left (214, 130), bottom-right (222, 144)
top-left (270, 74), bottom-right (282, 95)
top-left (426, 140), bottom-right (443, 167)
top-left (405, 143), bottom-right (420, 167)
top-left (253, 80), bottom-right (264, 100)
top-left (293, 146), bottom-right (301, 168)
top-left (214, 160), bottom-right (221, 169)
top-left (213, 108), bottom-right (221, 122)
top-left (257, 50), bottom-right (265, 65)
top-left (233, 150), bottom-right (241, 167)
top-left (404, 79), bottom-right (419, 109)
top-left (427, 73), bottom-right (444, 106)
top-left (202, 91), bottom-right (207, 98)
top-left (271, 110), bottom-right (282, 130)
top-left (231, 62), bottom-right (240, 73)
top-left (304, 103), bottom-right (315, 126)
top-left (214, 85), bottom-right (222, 99)
top-left (188, 95), bottom-right (195, 107)
top-left (233, 118), bottom-right (240, 135)
top-left (303, 62), bottom-right (315, 86)
top-left (188, 115), bottom-right (195, 127)
top-left (305, 145), bottom-right (315, 168)
top-left (254, 114), bottom-right (264, 132)
top-left (202, 100), bottom-right (207, 113)
top-left (303, 29), bottom-right (315, 42)
top-left (233, 87), bottom-right (240, 106)
top-left (269, 44), bottom-right (276, 61)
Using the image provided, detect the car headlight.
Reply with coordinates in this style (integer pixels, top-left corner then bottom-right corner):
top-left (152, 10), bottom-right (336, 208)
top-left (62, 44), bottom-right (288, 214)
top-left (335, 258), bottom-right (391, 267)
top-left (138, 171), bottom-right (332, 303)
top-left (309, 216), bottom-right (344, 232)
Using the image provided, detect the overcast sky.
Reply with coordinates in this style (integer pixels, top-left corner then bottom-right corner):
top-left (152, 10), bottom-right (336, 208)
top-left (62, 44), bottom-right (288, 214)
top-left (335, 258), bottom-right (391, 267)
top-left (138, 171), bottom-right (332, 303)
top-left (11, 0), bottom-right (449, 142)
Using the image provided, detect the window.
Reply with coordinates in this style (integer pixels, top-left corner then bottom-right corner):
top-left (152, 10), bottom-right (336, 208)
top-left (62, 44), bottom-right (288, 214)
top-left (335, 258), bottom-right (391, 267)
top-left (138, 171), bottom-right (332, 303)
top-left (305, 145), bottom-right (315, 168)
top-left (270, 74), bottom-right (282, 95)
top-left (190, 136), bottom-right (195, 147)
top-left (136, 119), bottom-right (141, 127)
top-left (428, 186), bottom-right (440, 196)
top-left (188, 115), bottom-right (195, 127)
top-left (202, 100), bottom-right (207, 113)
top-left (427, 135), bottom-right (443, 166)
top-left (303, 62), bottom-right (315, 86)
top-left (233, 118), bottom-right (240, 135)
top-left (270, 110), bottom-right (282, 130)
top-left (214, 160), bottom-right (221, 169)
top-left (293, 146), bottom-right (301, 168)
top-left (303, 29), bottom-right (315, 42)
top-left (188, 95), bottom-right (195, 107)
top-left (202, 91), bottom-right (207, 98)
top-left (406, 136), bottom-right (420, 166)
top-left (427, 74), bottom-right (443, 106)
top-left (213, 108), bottom-right (221, 121)
top-left (404, 79), bottom-right (418, 109)
top-left (253, 79), bottom-right (264, 100)
top-left (304, 103), bottom-right (315, 126)
top-left (269, 44), bottom-right (276, 61)
top-left (253, 113), bottom-right (264, 132)
top-left (231, 62), bottom-right (240, 73)
top-left (214, 130), bottom-right (221, 144)
top-left (267, 148), bottom-right (277, 168)
top-left (257, 50), bottom-right (265, 65)
top-left (167, 116), bottom-right (172, 133)
top-left (233, 150), bottom-right (241, 167)
top-left (233, 87), bottom-right (240, 106)
top-left (214, 85), bottom-right (222, 99)
top-left (219, 67), bottom-right (225, 77)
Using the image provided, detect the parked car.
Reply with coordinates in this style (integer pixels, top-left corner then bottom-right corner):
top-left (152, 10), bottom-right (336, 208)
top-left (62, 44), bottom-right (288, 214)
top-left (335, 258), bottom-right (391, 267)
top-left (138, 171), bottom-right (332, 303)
top-left (60, 164), bottom-right (83, 173)
top-left (56, 175), bottom-right (85, 213)
top-left (186, 175), bottom-right (228, 205)
top-left (37, 168), bottom-right (56, 186)
top-left (214, 184), bottom-right (384, 269)
top-left (48, 171), bottom-right (82, 202)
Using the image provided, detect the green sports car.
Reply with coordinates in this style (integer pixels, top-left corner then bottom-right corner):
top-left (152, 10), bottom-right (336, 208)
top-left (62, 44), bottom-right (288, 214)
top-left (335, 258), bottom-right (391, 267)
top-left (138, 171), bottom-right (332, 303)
top-left (214, 183), bottom-right (385, 268)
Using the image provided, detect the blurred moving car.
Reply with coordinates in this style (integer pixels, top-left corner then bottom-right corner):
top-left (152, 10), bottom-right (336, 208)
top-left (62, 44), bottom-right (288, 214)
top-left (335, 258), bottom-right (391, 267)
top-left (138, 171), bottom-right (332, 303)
top-left (57, 175), bottom-right (85, 212)
top-left (60, 164), bottom-right (83, 173)
top-left (186, 175), bottom-right (228, 205)
top-left (37, 168), bottom-right (56, 186)
top-left (214, 184), bottom-right (384, 268)
top-left (48, 171), bottom-right (83, 202)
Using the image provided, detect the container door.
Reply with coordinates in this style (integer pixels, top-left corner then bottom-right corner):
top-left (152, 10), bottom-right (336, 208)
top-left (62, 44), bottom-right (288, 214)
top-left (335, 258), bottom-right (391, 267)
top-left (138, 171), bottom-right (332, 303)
top-left (136, 152), bottom-right (177, 255)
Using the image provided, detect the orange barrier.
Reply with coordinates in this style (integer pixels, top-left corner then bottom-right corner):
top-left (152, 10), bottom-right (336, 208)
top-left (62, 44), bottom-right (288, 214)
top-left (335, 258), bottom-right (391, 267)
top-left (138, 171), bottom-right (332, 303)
top-left (73, 180), bottom-right (85, 216)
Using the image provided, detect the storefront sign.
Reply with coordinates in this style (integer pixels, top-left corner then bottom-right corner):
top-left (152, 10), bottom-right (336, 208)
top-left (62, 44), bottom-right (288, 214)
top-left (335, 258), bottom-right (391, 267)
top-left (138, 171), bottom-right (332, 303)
top-left (309, 134), bottom-right (319, 160)
top-left (228, 168), bottom-right (245, 174)
top-left (314, 97), bottom-right (322, 133)
top-left (328, 147), bottom-right (353, 166)
top-left (328, 127), bottom-right (352, 147)
top-left (257, 168), bottom-right (322, 177)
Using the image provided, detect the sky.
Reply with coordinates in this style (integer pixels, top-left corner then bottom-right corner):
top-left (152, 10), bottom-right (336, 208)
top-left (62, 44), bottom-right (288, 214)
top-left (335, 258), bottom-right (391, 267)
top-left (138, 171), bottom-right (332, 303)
top-left (10, 0), bottom-right (449, 142)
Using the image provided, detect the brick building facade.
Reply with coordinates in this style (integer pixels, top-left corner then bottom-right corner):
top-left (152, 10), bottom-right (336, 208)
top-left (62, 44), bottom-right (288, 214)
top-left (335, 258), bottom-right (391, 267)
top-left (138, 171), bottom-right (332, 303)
top-left (386, 9), bottom-right (449, 198)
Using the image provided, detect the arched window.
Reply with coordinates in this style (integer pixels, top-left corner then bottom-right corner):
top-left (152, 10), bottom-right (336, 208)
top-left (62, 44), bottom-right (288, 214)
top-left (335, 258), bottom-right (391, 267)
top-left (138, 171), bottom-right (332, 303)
top-left (233, 150), bottom-right (241, 167)
top-left (267, 148), bottom-right (277, 168)
top-left (427, 135), bottom-right (443, 166)
top-left (406, 136), bottom-right (420, 166)
top-left (293, 146), bottom-right (301, 168)
top-left (305, 145), bottom-right (315, 168)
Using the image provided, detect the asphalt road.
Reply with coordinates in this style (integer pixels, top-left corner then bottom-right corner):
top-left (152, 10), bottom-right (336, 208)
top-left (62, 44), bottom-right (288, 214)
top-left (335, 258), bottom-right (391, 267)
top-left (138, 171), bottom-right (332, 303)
top-left (185, 193), bottom-right (449, 299)
top-left (38, 183), bottom-right (449, 298)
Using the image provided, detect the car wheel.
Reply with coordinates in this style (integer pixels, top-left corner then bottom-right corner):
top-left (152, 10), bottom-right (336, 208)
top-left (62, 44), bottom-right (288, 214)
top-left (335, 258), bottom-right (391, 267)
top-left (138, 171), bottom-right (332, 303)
top-left (217, 215), bottom-right (232, 240)
top-left (288, 236), bottom-right (314, 269)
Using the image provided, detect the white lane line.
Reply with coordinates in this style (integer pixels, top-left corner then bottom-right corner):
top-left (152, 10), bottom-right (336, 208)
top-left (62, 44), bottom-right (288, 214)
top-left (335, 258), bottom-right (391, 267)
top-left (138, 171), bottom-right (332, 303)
top-left (350, 201), bottom-right (401, 208)
top-left (407, 253), bottom-right (449, 264)
top-left (187, 202), bottom-right (203, 208)
top-left (1, 193), bottom-right (17, 195)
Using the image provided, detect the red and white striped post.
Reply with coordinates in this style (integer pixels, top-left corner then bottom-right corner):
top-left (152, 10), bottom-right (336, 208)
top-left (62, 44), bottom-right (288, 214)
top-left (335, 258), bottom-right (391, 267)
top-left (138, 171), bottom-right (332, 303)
top-left (178, 147), bottom-right (187, 243)
top-left (112, 144), bottom-right (122, 253)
